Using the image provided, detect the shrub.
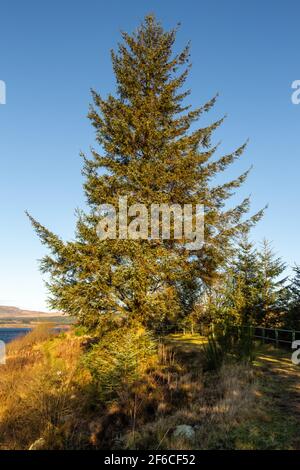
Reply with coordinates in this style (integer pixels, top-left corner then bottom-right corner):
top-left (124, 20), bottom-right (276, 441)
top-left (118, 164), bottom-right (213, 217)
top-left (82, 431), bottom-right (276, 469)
top-left (83, 322), bottom-right (157, 401)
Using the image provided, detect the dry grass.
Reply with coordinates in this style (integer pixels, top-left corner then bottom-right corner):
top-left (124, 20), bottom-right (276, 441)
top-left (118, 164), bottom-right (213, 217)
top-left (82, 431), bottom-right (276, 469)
top-left (123, 361), bottom-right (256, 450)
top-left (0, 325), bottom-right (91, 449)
top-left (0, 327), bottom-right (261, 450)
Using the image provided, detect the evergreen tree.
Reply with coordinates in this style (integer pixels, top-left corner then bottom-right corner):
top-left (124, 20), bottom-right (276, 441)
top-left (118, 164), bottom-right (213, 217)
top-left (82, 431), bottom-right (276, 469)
top-left (202, 237), bottom-right (287, 327)
top-left (256, 239), bottom-right (287, 326)
top-left (226, 234), bottom-right (261, 325)
top-left (27, 16), bottom-right (263, 331)
top-left (286, 265), bottom-right (300, 329)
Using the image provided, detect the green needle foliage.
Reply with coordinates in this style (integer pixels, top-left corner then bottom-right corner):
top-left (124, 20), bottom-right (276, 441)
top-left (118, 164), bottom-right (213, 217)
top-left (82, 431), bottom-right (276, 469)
top-left (256, 239), bottom-right (287, 326)
top-left (83, 322), bottom-right (156, 401)
top-left (228, 235), bottom-right (261, 325)
top-left (286, 265), bottom-right (300, 329)
top-left (27, 15), bottom-right (263, 331)
top-left (202, 236), bottom-right (287, 328)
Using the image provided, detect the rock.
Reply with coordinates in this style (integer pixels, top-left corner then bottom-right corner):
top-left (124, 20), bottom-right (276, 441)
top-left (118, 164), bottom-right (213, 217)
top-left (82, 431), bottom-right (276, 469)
top-left (173, 424), bottom-right (195, 440)
top-left (28, 438), bottom-right (46, 450)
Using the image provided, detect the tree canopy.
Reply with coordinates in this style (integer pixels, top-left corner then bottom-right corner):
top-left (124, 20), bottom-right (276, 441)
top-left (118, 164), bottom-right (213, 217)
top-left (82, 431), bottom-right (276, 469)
top-left (27, 15), bottom-right (263, 331)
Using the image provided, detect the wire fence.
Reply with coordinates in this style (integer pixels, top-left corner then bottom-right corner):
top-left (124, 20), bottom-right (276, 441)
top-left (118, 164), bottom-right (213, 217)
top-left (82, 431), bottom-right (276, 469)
top-left (250, 326), bottom-right (300, 347)
top-left (154, 323), bottom-right (300, 349)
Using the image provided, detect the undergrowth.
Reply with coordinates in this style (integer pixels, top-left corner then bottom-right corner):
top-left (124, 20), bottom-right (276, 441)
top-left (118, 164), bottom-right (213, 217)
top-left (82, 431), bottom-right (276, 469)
top-left (0, 326), bottom-right (295, 450)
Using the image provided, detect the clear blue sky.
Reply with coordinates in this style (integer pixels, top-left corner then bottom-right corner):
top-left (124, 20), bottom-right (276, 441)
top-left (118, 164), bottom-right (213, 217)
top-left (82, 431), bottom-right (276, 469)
top-left (1, 0), bottom-right (299, 311)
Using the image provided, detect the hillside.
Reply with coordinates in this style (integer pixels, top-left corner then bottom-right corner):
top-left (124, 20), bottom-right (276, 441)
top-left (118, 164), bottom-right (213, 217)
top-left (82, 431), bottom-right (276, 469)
top-left (0, 306), bottom-right (72, 326)
top-left (0, 306), bottom-right (63, 318)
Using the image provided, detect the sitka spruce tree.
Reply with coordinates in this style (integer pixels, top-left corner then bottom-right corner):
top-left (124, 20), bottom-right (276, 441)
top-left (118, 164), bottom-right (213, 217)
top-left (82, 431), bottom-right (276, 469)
top-left (27, 15), bottom-right (263, 331)
top-left (202, 237), bottom-right (286, 327)
top-left (256, 239), bottom-right (287, 327)
top-left (202, 234), bottom-right (261, 327)
top-left (286, 265), bottom-right (300, 330)
top-left (229, 234), bottom-right (261, 325)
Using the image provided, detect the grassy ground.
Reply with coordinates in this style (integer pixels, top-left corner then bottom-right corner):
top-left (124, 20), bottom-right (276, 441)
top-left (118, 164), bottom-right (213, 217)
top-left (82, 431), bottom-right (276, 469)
top-left (166, 334), bottom-right (300, 449)
top-left (244, 344), bottom-right (300, 449)
top-left (0, 327), bottom-right (299, 450)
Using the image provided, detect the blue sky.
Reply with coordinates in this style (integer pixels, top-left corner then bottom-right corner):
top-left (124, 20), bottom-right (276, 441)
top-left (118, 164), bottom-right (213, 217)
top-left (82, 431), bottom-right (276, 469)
top-left (0, 0), bottom-right (299, 311)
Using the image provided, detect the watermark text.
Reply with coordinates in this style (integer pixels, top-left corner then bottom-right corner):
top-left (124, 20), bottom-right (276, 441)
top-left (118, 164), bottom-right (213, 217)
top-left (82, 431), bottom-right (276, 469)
top-left (96, 197), bottom-right (204, 250)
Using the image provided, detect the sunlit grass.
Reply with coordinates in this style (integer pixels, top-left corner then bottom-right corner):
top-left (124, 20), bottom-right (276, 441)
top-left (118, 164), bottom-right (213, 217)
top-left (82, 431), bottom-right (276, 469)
top-left (165, 333), bottom-right (208, 353)
top-left (1, 327), bottom-right (299, 449)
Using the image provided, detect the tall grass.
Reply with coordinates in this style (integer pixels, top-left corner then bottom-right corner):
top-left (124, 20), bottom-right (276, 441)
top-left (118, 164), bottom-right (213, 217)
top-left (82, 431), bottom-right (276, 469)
top-left (0, 325), bottom-right (88, 449)
top-left (202, 324), bottom-right (255, 371)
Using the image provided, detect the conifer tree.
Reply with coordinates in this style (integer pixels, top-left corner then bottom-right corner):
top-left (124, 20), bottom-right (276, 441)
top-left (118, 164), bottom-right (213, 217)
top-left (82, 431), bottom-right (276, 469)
top-left (207, 237), bottom-right (286, 327)
top-left (256, 239), bottom-right (287, 326)
top-left (286, 265), bottom-right (300, 329)
top-left (225, 234), bottom-right (261, 325)
top-left (27, 16), bottom-right (263, 331)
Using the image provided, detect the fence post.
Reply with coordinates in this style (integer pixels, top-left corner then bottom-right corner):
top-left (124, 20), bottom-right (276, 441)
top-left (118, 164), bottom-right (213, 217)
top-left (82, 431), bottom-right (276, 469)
top-left (292, 330), bottom-right (296, 344)
top-left (275, 329), bottom-right (279, 348)
top-left (262, 328), bottom-right (265, 344)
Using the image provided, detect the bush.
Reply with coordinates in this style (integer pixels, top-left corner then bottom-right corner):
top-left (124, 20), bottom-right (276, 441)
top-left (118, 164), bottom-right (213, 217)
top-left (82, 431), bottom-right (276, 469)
top-left (83, 322), bottom-right (157, 401)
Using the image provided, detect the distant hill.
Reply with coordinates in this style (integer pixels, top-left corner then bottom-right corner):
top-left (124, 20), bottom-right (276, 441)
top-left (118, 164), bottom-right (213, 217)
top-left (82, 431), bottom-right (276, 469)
top-left (0, 306), bottom-right (64, 318)
top-left (0, 306), bottom-right (73, 326)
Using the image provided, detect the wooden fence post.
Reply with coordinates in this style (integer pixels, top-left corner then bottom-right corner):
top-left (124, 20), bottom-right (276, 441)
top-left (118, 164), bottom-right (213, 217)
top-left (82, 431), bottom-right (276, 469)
top-left (262, 328), bottom-right (265, 344)
top-left (275, 329), bottom-right (279, 348)
top-left (292, 330), bottom-right (296, 344)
